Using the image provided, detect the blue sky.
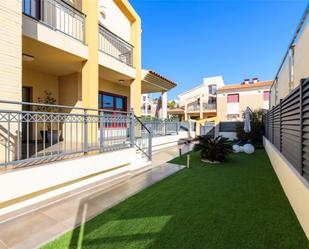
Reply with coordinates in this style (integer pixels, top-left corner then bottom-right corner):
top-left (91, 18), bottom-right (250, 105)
top-left (130, 0), bottom-right (308, 100)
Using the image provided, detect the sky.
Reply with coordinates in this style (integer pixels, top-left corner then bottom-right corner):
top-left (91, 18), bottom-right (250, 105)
top-left (130, 0), bottom-right (308, 100)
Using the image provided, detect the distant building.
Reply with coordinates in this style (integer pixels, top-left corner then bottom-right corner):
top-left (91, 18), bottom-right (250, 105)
top-left (170, 76), bottom-right (224, 121)
top-left (216, 78), bottom-right (272, 121)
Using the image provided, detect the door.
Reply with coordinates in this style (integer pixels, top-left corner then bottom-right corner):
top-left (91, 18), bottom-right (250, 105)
top-left (22, 87), bottom-right (32, 142)
top-left (98, 92), bottom-right (127, 127)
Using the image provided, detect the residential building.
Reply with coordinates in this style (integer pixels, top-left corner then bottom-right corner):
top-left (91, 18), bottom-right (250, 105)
top-left (216, 78), bottom-right (272, 121)
top-left (173, 76), bottom-right (224, 121)
top-left (0, 0), bottom-right (186, 218)
top-left (264, 5), bottom-right (309, 239)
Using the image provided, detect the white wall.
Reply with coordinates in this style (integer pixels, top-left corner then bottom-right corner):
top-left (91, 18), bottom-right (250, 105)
top-left (178, 76), bottom-right (224, 106)
top-left (98, 0), bottom-right (131, 43)
top-left (227, 103), bottom-right (240, 115)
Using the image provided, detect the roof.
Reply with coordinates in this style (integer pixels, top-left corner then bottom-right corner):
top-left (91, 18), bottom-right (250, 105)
top-left (217, 80), bottom-right (273, 93)
top-left (142, 69), bottom-right (177, 93)
top-left (167, 107), bottom-right (184, 114)
top-left (148, 70), bottom-right (177, 87)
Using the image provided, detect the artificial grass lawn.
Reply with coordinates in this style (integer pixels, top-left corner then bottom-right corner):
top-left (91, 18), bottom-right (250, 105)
top-left (43, 149), bottom-right (309, 249)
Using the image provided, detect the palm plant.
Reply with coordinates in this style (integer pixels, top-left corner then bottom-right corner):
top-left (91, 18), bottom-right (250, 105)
top-left (194, 136), bottom-right (233, 162)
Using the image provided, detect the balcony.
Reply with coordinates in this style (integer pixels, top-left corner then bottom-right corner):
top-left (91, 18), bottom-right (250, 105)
top-left (187, 103), bottom-right (216, 112)
top-left (99, 25), bottom-right (133, 67)
top-left (22, 0), bottom-right (86, 43)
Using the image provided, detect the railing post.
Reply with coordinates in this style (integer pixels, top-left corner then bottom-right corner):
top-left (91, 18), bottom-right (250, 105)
top-left (84, 110), bottom-right (88, 154)
top-left (299, 79), bottom-right (304, 175)
top-left (99, 111), bottom-right (104, 152)
top-left (148, 130), bottom-right (152, 160)
top-left (164, 119), bottom-right (167, 136)
top-left (130, 109), bottom-right (135, 147)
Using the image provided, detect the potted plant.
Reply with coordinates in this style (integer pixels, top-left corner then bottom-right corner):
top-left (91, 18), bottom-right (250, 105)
top-left (36, 91), bottom-right (61, 144)
top-left (194, 136), bottom-right (232, 163)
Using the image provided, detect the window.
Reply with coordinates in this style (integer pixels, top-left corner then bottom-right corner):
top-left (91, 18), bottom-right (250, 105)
top-left (98, 92), bottom-right (127, 111)
top-left (98, 92), bottom-right (128, 128)
top-left (227, 94), bottom-right (239, 103)
top-left (208, 96), bottom-right (216, 104)
top-left (263, 91), bottom-right (270, 101)
top-left (23, 0), bottom-right (41, 19)
top-left (208, 84), bottom-right (217, 95)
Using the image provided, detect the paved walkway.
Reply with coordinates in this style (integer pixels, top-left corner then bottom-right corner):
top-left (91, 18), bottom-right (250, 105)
top-left (0, 145), bottom-right (192, 249)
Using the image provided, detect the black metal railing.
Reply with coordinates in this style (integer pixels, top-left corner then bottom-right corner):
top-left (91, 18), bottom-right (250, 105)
top-left (134, 116), bottom-right (152, 160)
top-left (22, 0), bottom-right (86, 43)
top-left (99, 24), bottom-right (133, 66)
top-left (0, 100), bottom-right (152, 168)
top-left (264, 77), bottom-right (309, 182)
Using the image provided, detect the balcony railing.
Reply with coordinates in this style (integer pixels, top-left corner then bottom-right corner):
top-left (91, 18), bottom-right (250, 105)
top-left (203, 103), bottom-right (216, 111)
top-left (22, 0), bottom-right (86, 43)
top-left (99, 25), bottom-right (133, 66)
top-left (0, 100), bottom-right (151, 168)
top-left (187, 103), bottom-right (216, 112)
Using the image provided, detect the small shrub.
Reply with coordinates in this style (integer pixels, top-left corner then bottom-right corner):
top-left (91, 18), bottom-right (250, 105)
top-left (194, 136), bottom-right (233, 162)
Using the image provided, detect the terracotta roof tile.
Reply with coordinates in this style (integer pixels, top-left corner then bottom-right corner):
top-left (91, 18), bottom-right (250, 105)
top-left (217, 80), bottom-right (273, 92)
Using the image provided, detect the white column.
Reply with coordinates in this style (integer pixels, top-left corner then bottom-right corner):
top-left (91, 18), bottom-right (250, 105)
top-left (199, 94), bottom-right (203, 119)
top-left (162, 91), bottom-right (167, 119)
top-left (185, 102), bottom-right (188, 121)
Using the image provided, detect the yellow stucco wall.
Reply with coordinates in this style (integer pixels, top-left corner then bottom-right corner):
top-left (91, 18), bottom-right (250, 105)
top-left (0, 0), bottom-right (22, 163)
top-left (82, 0), bottom-right (99, 110)
top-left (59, 73), bottom-right (82, 108)
top-left (294, 21), bottom-right (309, 87)
top-left (270, 21), bottom-right (309, 108)
top-left (264, 137), bottom-right (309, 240)
top-left (217, 95), bottom-right (228, 121)
top-left (22, 68), bottom-right (59, 103)
top-left (114, 0), bottom-right (142, 116)
top-left (217, 87), bottom-right (269, 121)
top-left (0, 0), bottom-right (22, 105)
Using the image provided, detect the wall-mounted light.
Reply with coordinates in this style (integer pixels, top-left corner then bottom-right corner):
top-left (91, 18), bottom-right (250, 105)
top-left (118, 80), bottom-right (125, 84)
top-left (22, 53), bottom-right (34, 62)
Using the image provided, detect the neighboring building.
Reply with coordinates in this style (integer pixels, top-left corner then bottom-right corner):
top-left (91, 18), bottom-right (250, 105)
top-left (216, 78), bottom-right (272, 121)
top-left (141, 94), bottom-right (158, 117)
top-left (173, 76), bottom-right (224, 121)
top-left (141, 94), bottom-right (152, 116)
top-left (264, 5), bottom-right (309, 239)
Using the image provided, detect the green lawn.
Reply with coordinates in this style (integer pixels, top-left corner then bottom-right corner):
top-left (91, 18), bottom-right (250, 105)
top-left (43, 149), bottom-right (309, 249)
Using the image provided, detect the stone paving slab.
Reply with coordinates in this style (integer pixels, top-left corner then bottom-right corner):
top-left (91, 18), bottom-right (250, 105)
top-left (0, 161), bottom-right (186, 249)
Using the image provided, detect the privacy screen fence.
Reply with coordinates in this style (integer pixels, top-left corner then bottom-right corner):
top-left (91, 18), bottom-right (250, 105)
top-left (264, 77), bottom-right (309, 182)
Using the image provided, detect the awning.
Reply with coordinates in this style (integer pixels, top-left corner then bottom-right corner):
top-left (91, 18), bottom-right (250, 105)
top-left (142, 69), bottom-right (177, 93)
